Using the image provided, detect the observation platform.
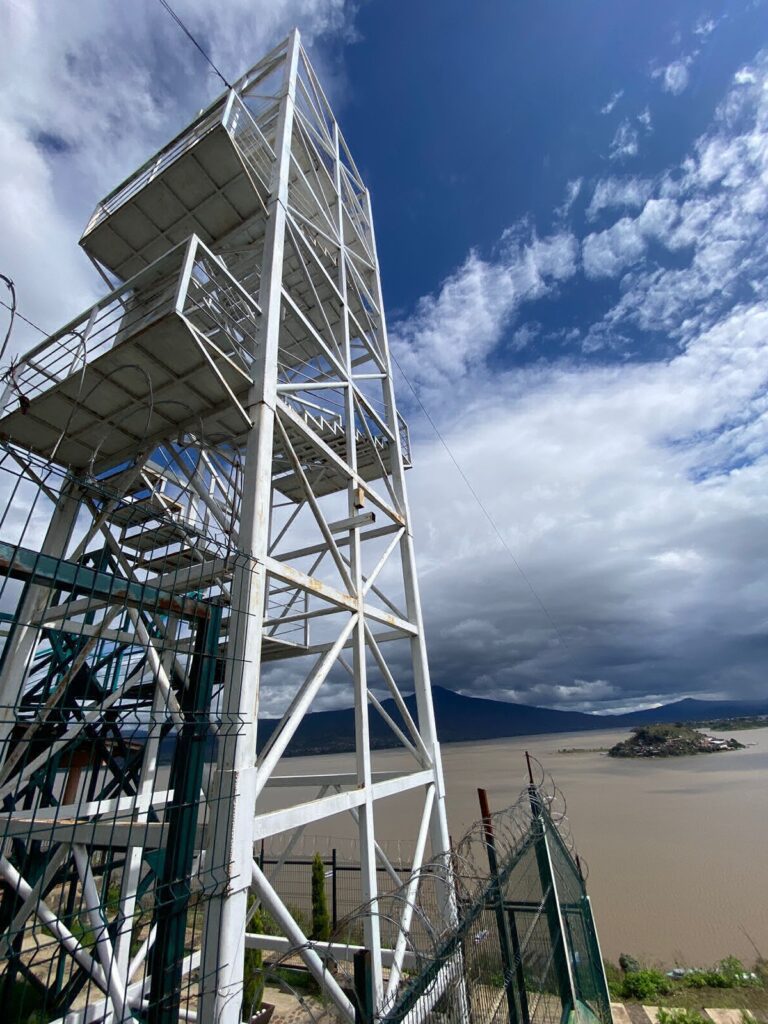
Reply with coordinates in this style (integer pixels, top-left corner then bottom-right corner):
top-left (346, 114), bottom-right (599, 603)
top-left (0, 237), bottom-right (258, 471)
top-left (79, 85), bottom-right (371, 333)
top-left (0, 239), bottom-right (406, 495)
top-left (80, 93), bottom-right (275, 282)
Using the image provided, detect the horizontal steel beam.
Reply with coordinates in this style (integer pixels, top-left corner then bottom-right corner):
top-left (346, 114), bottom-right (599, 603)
top-left (252, 770), bottom-right (433, 840)
top-left (263, 770), bottom-right (404, 788)
top-left (0, 541), bottom-right (210, 621)
top-left (244, 933), bottom-right (417, 969)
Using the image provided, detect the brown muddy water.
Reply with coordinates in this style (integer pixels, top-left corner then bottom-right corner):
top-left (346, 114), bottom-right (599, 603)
top-left (268, 726), bottom-right (768, 967)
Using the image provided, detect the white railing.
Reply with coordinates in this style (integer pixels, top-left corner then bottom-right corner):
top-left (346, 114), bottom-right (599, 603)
top-left (82, 91), bottom-right (278, 239)
top-left (82, 105), bottom-right (226, 237)
top-left (0, 237), bottom-right (261, 419)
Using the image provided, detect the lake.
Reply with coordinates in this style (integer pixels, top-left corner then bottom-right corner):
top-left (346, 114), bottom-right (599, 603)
top-left (268, 725), bottom-right (768, 967)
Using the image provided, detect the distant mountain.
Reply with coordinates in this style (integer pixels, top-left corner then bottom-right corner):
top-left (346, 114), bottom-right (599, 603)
top-left (256, 688), bottom-right (768, 757)
top-left (619, 696), bottom-right (768, 724)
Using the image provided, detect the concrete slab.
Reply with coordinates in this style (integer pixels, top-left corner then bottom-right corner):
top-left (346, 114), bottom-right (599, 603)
top-left (611, 1003), bottom-right (635, 1024)
top-left (705, 1010), bottom-right (747, 1024)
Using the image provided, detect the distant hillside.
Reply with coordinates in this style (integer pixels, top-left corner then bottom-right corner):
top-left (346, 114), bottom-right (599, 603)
top-left (256, 688), bottom-right (768, 757)
top-left (619, 697), bottom-right (768, 725)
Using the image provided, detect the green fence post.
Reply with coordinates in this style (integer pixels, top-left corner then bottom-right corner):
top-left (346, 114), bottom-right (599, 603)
top-left (353, 947), bottom-right (374, 1024)
top-left (147, 601), bottom-right (222, 1024)
top-left (479, 788), bottom-right (519, 1024)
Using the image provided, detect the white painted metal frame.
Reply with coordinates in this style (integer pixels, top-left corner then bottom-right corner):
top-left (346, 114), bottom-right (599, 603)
top-left (0, 28), bottom-right (457, 1024)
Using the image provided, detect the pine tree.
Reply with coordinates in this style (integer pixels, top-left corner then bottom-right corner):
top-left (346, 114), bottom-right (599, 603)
top-left (311, 852), bottom-right (331, 941)
top-left (242, 899), bottom-right (264, 1021)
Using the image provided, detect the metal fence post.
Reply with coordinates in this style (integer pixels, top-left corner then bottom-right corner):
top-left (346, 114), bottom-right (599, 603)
top-left (525, 753), bottom-right (578, 1018)
top-left (478, 788), bottom-right (519, 1024)
top-left (332, 848), bottom-right (338, 930)
top-left (508, 908), bottom-right (531, 1024)
top-left (353, 947), bottom-right (374, 1024)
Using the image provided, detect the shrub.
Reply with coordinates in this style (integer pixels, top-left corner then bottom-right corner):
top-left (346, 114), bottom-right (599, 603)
top-left (718, 956), bottom-right (743, 985)
top-left (604, 960), bottom-right (624, 997)
top-left (684, 970), bottom-right (728, 989)
top-left (754, 959), bottom-right (768, 986)
top-left (619, 953), bottom-right (641, 975)
top-left (657, 1009), bottom-right (708, 1024)
top-left (621, 969), bottom-right (671, 1001)
top-left (311, 852), bottom-right (330, 942)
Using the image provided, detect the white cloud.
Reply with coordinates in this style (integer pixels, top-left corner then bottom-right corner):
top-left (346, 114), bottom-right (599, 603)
top-left (609, 119), bottom-right (639, 160)
top-left (593, 51), bottom-right (768, 338)
top-left (582, 198), bottom-right (678, 278)
top-left (510, 322), bottom-right (540, 352)
top-left (656, 58), bottom-right (692, 95)
top-left (392, 49), bottom-right (768, 708)
top-left (734, 67), bottom-right (757, 85)
top-left (694, 16), bottom-right (718, 38)
top-left (0, 0), bottom-right (354, 353)
top-left (601, 90), bottom-right (624, 115)
top-left (405, 300), bottom-right (768, 708)
top-left (586, 177), bottom-right (653, 220)
top-left (582, 218), bottom-right (646, 278)
top-left (391, 229), bottom-right (578, 394)
top-left (556, 177), bottom-right (583, 218)
top-left (637, 106), bottom-right (653, 131)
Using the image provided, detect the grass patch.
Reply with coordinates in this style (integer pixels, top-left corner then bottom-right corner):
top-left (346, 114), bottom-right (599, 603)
top-left (605, 955), bottom-right (768, 1020)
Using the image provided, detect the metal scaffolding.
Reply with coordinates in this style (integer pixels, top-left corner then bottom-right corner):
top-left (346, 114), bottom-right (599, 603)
top-left (0, 30), bottom-right (455, 1024)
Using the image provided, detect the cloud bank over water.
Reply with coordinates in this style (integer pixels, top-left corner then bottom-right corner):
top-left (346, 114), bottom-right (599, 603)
top-left (394, 55), bottom-right (768, 711)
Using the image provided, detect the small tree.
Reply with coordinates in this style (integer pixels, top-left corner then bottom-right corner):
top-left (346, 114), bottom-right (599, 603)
top-left (311, 852), bottom-right (331, 942)
top-left (242, 901), bottom-right (264, 1021)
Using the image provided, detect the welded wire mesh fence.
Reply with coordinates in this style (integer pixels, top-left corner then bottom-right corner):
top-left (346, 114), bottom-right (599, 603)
top-left (368, 773), bottom-right (612, 1024)
top-left (0, 447), bottom-right (256, 1024)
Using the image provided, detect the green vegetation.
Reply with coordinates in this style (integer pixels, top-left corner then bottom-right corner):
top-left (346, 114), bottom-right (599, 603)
top-left (605, 954), bottom-right (768, 1019)
top-left (691, 716), bottom-right (768, 732)
top-left (242, 900), bottom-right (265, 1021)
top-left (620, 969), bottom-right (672, 1000)
top-left (608, 724), bottom-right (745, 758)
top-left (6, 978), bottom-right (46, 1023)
top-left (657, 1009), bottom-right (708, 1024)
top-left (310, 852), bottom-right (330, 942)
top-left (272, 965), bottom-right (318, 993)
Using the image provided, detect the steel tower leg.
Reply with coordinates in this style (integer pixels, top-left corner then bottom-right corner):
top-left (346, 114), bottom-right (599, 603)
top-left (199, 31), bottom-right (300, 1024)
top-left (365, 188), bottom-right (453, 883)
top-left (0, 481), bottom-right (80, 752)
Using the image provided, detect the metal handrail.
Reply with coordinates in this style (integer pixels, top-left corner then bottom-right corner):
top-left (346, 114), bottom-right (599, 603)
top-left (82, 103), bottom-right (227, 238)
top-left (0, 236), bottom-right (261, 415)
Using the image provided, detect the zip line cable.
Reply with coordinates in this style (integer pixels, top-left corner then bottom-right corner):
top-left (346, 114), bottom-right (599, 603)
top-left (390, 352), bottom-right (568, 647)
top-left (155, 0), bottom-right (232, 91)
top-left (0, 295), bottom-right (47, 339)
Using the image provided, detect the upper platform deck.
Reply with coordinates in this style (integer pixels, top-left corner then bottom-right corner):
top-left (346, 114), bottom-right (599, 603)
top-left (80, 92), bottom-right (276, 282)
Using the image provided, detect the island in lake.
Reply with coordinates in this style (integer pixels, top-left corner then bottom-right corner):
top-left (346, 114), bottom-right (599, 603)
top-left (608, 723), bottom-right (745, 758)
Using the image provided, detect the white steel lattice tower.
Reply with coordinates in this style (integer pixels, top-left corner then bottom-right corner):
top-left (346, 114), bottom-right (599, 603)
top-left (0, 29), bottom-right (457, 1024)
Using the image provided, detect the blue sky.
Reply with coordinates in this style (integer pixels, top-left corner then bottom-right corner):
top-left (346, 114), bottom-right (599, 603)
top-left (342, 3), bottom-right (751, 305)
top-left (2, 0), bottom-right (768, 712)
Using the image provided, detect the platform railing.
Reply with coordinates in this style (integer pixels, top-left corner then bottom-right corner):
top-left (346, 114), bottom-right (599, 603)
top-left (82, 104), bottom-right (227, 237)
top-left (82, 89), bottom-right (278, 240)
top-left (0, 236), bottom-right (261, 421)
top-left (225, 91), bottom-right (277, 196)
